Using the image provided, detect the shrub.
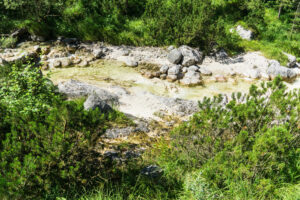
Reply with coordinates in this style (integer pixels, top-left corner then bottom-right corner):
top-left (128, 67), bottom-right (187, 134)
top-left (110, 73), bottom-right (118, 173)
top-left (0, 62), bottom-right (129, 199)
top-left (168, 77), bottom-right (300, 199)
top-left (0, 36), bottom-right (17, 48)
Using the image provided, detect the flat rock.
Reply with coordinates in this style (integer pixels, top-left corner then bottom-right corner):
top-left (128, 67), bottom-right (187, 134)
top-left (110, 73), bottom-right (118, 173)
top-left (267, 60), bottom-right (297, 81)
top-left (84, 93), bottom-right (112, 112)
top-left (58, 80), bottom-right (119, 106)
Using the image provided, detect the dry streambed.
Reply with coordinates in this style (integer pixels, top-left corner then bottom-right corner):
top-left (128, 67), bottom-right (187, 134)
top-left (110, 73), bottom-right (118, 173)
top-left (1, 40), bottom-right (300, 163)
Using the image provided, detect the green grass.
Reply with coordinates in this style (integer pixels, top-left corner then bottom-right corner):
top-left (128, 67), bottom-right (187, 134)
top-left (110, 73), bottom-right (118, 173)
top-left (238, 9), bottom-right (300, 65)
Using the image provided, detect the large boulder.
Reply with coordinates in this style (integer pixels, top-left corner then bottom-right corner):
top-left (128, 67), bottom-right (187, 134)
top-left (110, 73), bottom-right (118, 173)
top-left (167, 49), bottom-right (183, 64)
top-left (58, 80), bottom-right (119, 106)
top-left (31, 35), bottom-right (45, 42)
top-left (48, 59), bottom-right (61, 69)
top-left (62, 38), bottom-right (79, 45)
top-left (84, 93), bottom-right (112, 112)
top-left (93, 49), bottom-right (105, 59)
top-left (180, 71), bottom-right (202, 86)
top-left (179, 45), bottom-right (203, 67)
top-left (215, 49), bottom-right (229, 62)
top-left (232, 25), bottom-right (254, 40)
top-left (283, 52), bottom-right (297, 68)
top-left (10, 28), bottom-right (30, 42)
top-left (124, 58), bottom-right (138, 67)
top-left (60, 57), bottom-right (72, 67)
top-left (267, 60), bottom-right (297, 81)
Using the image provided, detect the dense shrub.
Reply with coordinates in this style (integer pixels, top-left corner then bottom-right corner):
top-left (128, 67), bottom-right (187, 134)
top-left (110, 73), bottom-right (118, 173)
top-left (0, 63), bottom-right (129, 199)
top-left (162, 77), bottom-right (300, 199)
top-left (0, 36), bottom-right (17, 48)
top-left (0, 0), bottom-right (299, 57)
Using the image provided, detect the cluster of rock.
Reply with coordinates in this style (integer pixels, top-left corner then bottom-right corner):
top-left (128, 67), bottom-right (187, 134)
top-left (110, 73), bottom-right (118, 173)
top-left (0, 34), bottom-right (299, 84)
top-left (145, 45), bottom-right (210, 86)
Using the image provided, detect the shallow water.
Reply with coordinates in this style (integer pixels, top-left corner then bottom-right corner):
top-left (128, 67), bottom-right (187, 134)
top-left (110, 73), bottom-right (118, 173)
top-left (49, 60), bottom-right (299, 101)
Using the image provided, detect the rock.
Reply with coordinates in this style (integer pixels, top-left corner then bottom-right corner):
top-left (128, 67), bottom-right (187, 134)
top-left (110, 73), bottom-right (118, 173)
top-left (62, 38), bottom-right (78, 45)
top-left (41, 46), bottom-right (51, 55)
top-left (48, 59), bottom-right (61, 69)
top-left (167, 45), bottom-right (175, 52)
top-left (125, 58), bottom-right (138, 67)
top-left (48, 49), bottom-right (68, 58)
top-left (160, 74), bottom-right (167, 80)
top-left (232, 25), bottom-right (254, 40)
top-left (121, 50), bottom-right (130, 56)
top-left (104, 127), bottom-right (134, 139)
top-left (167, 49), bottom-right (183, 64)
top-left (104, 150), bottom-right (120, 161)
top-left (152, 71), bottom-right (161, 78)
top-left (230, 71), bottom-right (237, 77)
top-left (41, 62), bottom-right (49, 70)
top-left (93, 49), bottom-right (104, 59)
top-left (215, 49), bottom-right (229, 62)
top-left (31, 35), bottom-right (45, 42)
top-left (56, 36), bottom-right (64, 43)
top-left (167, 75), bottom-right (178, 82)
top-left (168, 65), bottom-right (181, 75)
top-left (267, 60), bottom-right (297, 81)
top-left (58, 80), bottom-right (119, 106)
top-left (180, 71), bottom-right (202, 86)
top-left (160, 65), bottom-right (169, 74)
top-left (86, 56), bottom-right (95, 62)
top-left (10, 28), bottom-right (29, 42)
top-left (283, 52), bottom-right (297, 68)
top-left (72, 57), bottom-right (82, 64)
top-left (78, 60), bottom-right (89, 67)
top-left (182, 67), bottom-right (188, 73)
top-left (144, 71), bottom-right (154, 79)
top-left (293, 68), bottom-right (300, 76)
top-left (84, 93), bottom-right (113, 112)
top-left (124, 150), bottom-right (142, 159)
top-left (66, 45), bottom-right (77, 53)
top-left (187, 65), bottom-right (199, 72)
top-left (134, 120), bottom-right (150, 133)
top-left (179, 45), bottom-right (203, 67)
top-left (141, 165), bottom-right (163, 178)
top-left (60, 57), bottom-right (72, 67)
top-left (215, 75), bottom-right (227, 82)
top-left (248, 69), bottom-right (261, 79)
top-left (199, 67), bottom-right (212, 76)
top-left (33, 45), bottom-right (41, 53)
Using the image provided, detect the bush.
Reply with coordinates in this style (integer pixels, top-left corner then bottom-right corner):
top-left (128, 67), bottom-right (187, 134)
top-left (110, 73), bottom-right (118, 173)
top-left (166, 77), bottom-right (300, 199)
top-left (0, 62), bottom-right (129, 199)
top-left (0, 36), bottom-right (17, 48)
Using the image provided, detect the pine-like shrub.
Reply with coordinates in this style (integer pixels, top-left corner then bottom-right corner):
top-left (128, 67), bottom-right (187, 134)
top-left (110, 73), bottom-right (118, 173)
top-left (0, 63), bottom-right (128, 199)
top-left (169, 77), bottom-right (300, 199)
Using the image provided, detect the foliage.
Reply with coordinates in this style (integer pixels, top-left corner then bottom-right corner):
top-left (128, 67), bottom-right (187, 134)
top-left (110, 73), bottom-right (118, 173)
top-left (164, 77), bottom-right (300, 199)
top-left (0, 62), bottom-right (129, 199)
top-left (0, 0), bottom-right (299, 57)
top-left (0, 36), bottom-right (17, 48)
